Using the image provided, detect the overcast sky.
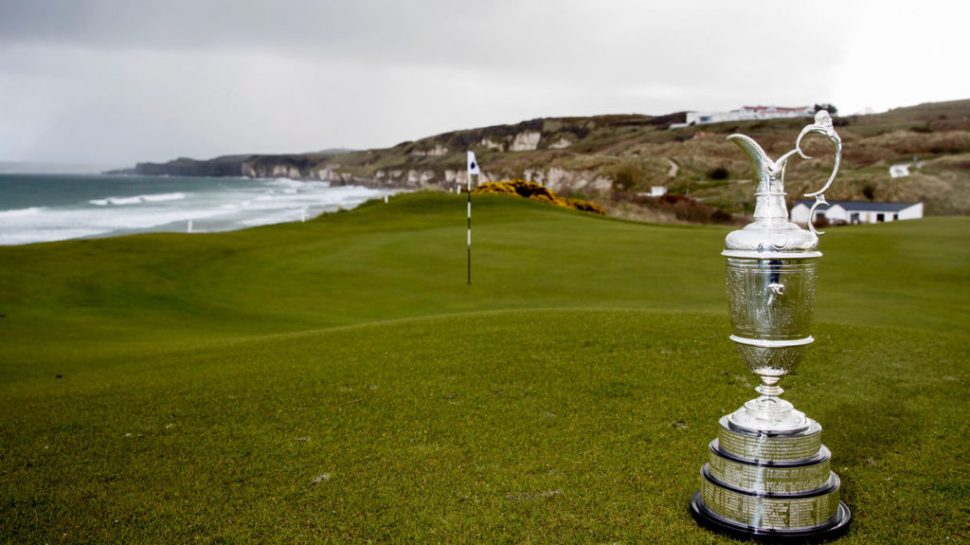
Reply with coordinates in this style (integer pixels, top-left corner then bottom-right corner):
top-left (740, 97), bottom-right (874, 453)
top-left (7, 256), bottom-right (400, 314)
top-left (1, 0), bottom-right (967, 165)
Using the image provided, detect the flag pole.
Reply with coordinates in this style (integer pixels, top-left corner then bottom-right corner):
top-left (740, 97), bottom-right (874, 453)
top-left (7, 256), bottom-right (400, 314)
top-left (467, 169), bottom-right (472, 285)
top-left (465, 150), bottom-right (480, 286)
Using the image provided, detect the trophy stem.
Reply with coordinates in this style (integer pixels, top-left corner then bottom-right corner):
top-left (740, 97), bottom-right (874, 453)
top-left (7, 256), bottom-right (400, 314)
top-left (755, 374), bottom-right (784, 397)
top-left (729, 374), bottom-right (809, 435)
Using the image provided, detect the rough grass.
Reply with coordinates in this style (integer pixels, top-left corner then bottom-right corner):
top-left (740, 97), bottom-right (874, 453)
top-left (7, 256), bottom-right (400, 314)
top-left (1, 192), bottom-right (968, 544)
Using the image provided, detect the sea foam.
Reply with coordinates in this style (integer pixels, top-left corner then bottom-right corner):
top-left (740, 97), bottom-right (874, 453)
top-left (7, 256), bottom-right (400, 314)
top-left (0, 206), bottom-right (44, 219)
top-left (89, 192), bottom-right (187, 206)
top-left (141, 192), bottom-right (187, 202)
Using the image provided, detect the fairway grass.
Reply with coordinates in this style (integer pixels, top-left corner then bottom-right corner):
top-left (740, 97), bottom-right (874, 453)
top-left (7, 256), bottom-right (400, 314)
top-left (1, 193), bottom-right (968, 543)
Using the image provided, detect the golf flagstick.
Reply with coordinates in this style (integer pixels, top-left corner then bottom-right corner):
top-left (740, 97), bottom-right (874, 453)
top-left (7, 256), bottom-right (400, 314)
top-left (466, 151), bottom-right (480, 285)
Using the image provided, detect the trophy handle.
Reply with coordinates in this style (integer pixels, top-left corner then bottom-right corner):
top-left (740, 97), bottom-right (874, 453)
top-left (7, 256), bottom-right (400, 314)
top-left (807, 196), bottom-right (830, 236)
top-left (796, 111), bottom-right (842, 200)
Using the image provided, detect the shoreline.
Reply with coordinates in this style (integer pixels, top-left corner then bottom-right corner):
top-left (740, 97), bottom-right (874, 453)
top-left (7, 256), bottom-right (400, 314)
top-left (0, 174), bottom-right (397, 246)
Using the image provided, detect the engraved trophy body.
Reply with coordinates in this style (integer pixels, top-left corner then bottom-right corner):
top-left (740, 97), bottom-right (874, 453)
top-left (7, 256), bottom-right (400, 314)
top-left (690, 111), bottom-right (852, 540)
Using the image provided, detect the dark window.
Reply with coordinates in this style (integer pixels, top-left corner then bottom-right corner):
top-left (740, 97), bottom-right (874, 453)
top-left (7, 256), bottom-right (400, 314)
top-left (893, 213), bottom-right (899, 220)
top-left (876, 213), bottom-right (885, 222)
top-left (850, 213), bottom-right (860, 223)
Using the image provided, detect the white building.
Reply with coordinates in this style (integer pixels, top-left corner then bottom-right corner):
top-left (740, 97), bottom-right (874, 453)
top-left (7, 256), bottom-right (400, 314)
top-left (889, 164), bottom-right (911, 178)
top-left (889, 157), bottom-right (921, 178)
top-left (790, 200), bottom-right (924, 225)
top-left (670, 105), bottom-right (815, 128)
top-left (637, 186), bottom-right (668, 198)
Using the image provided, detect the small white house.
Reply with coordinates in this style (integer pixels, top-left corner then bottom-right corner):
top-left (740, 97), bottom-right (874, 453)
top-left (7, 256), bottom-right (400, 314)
top-left (790, 200), bottom-right (923, 225)
top-left (889, 156), bottom-right (921, 178)
top-left (889, 164), bottom-right (911, 178)
top-left (637, 186), bottom-right (668, 198)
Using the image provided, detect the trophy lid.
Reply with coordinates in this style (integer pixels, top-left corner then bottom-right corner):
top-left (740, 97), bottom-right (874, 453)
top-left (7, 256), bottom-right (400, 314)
top-left (722, 111), bottom-right (842, 260)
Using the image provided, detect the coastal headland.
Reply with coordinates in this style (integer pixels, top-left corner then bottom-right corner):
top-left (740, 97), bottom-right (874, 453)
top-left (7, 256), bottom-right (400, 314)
top-left (111, 99), bottom-right (970, 217)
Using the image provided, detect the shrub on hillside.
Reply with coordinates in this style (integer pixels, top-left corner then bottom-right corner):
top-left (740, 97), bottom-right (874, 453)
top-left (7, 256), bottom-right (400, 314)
top-left (814, 103), bottom-right (839, 115)
top-left (610, 162), bottom-right (646, 191)
top-left (566, 198), bottom-right (607, 215)
top-left (708, 167), bottom-right (729, 180)
top-left (626, 192), bottom-right (736, 224)
top-left (711, 208), bottom-right (733, 223)
top-left (473, 179), bottom-right (606, 215)
top-left (812, 215), bottom-right (830, 230)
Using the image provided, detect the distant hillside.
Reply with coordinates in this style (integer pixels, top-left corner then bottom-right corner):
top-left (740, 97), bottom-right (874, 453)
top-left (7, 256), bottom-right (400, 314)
top-left (114, 99), bottom-right (970, 216)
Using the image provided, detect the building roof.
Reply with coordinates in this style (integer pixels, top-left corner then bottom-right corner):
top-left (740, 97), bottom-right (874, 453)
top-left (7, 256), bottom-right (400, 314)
top-left (793, 200), bottom-right (920, 212)
top-left (742, 105), bottom-right (811, 112)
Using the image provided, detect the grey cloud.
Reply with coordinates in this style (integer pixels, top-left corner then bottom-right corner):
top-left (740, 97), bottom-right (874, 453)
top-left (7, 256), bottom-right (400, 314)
top-left (0, 0), bottom-right (964, 164)
top-left (0, 0), bottom-right (845, 75)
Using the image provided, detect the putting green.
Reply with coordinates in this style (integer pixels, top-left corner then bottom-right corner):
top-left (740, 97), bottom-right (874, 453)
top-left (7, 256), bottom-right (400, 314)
top-left (1, 193), bottom-right (967, 543)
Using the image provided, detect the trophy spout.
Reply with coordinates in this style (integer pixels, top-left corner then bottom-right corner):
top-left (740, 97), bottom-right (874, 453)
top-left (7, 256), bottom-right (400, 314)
top-left (727, 134), bottom-right (790, 221)
top-left (727, 134), bottom-right (773, 193)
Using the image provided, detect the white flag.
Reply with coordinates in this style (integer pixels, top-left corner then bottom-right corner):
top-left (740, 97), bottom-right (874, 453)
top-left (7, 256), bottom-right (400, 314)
top-left (467, 151), bottom-right (480, 175)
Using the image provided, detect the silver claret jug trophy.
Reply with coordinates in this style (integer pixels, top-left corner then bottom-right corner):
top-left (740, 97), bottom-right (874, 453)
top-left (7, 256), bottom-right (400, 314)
top-left (689, 111), bottom-right (852, 541)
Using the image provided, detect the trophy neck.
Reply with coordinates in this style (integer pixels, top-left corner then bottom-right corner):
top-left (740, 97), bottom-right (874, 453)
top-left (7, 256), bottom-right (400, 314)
top-left (728, 133), bottom-right (792, 223)
top-left (752, 177), bottom-right (790, 221)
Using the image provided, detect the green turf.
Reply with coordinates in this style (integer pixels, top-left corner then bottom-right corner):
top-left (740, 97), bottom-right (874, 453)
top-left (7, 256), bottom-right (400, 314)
top-left (1, 192), bottom-right (968, 544)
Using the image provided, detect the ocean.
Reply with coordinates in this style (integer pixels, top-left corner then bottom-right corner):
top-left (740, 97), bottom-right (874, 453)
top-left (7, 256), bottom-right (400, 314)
top-left (0, 174), bottom-right (393, 245)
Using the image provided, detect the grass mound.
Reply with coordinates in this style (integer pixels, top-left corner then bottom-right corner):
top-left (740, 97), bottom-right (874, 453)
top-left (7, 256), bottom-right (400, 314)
top-left (0, 192), bottom-right (967, 544)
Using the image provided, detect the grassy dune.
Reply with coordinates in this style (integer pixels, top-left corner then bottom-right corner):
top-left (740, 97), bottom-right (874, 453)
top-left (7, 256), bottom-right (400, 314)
top-left (1, 193), bottom-right (968, 543)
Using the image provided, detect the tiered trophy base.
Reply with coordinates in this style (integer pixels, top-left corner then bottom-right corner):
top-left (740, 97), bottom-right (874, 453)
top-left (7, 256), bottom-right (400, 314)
top-left (690, 492), bottom-right (851, 542)
top-left (690, 416), bottom-right (851, 542)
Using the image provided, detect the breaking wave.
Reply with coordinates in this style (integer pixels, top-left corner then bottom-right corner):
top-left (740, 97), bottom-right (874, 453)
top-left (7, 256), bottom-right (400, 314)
top-left (89, 192), bottom-right (187, 206)
top-left (0, 207), bottom-right (44, 219)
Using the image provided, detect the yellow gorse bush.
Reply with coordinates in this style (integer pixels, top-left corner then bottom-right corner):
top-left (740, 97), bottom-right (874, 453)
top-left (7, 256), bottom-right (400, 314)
top-left (473, 179), bottom-right (606, 215)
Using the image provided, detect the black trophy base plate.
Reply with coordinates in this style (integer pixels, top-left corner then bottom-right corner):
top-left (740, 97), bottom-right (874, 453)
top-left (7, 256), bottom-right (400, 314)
top-left (690, 491), bottom-right (851, 543)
